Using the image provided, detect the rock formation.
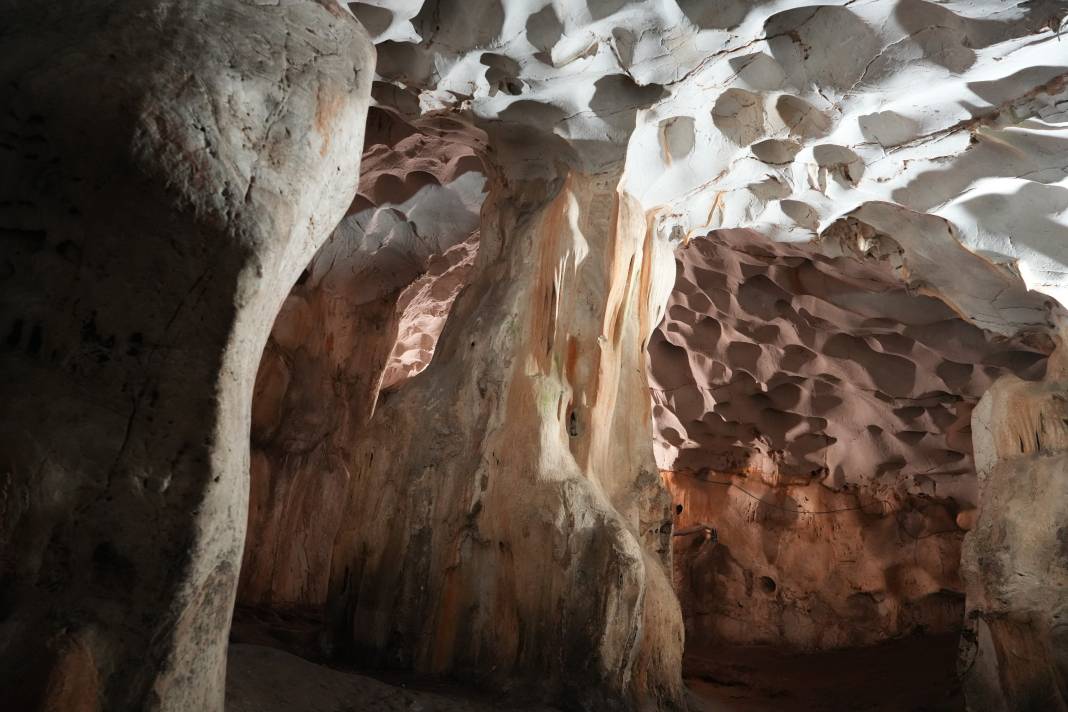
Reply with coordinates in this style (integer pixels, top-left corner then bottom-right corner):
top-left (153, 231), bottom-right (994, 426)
top-left (2, 1), bottom-right (1067, 711)
top-left (322, 158), bottom-right (685, 708)
top-left (653, 229), bottom-right (1052, 651)
top-left (0, 2), bottom-right (373, 709)
top-left (960, 330), bottom-right (1068, 710)
top-left (238, 107), bottom-right (486, 613)
top-left (331, 2), bottom-right (1066, 707)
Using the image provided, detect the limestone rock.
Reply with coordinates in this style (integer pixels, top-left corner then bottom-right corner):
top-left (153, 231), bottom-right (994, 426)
top-left (239, 108), bottom-right (487, 612)
top-left (326, 163), bottom-right (685, 710)
top-left (652, 229), bottom-right (1051, 504)
top-left (251, 0), bottom-right (1068, 708)
top-left (0, 2), bottom-right (373, 709)
top-left (960, 337), bottom-right (1068, 711)
top-left (4, 0), bottom-right (1068, 710)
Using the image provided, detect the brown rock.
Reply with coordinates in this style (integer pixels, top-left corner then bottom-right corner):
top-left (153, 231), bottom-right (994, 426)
top-left (238, 109), bottom-right (488, 613)
top-left (325, 161), bottom-right (685, 709)
top-left (960, 335), bottom-right (1068, 711)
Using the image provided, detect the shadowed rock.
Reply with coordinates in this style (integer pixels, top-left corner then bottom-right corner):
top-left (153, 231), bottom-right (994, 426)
top-left (0, 2), bottom-right (374, 709)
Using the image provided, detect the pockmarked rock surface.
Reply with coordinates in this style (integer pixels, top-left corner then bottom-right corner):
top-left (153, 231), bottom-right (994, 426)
top-left (0, 2), bottom-right (373, 709)
top-left (4, 0), bottom-right (1068, 710)
top-left (653, 230), bottom-right (1051, 499)
top-left (239, 107), bottom-right (486, 612)
top-left (652, 229), bottom-right (1053, 651)
top-left (245, 0), bottom-right (1066, 709)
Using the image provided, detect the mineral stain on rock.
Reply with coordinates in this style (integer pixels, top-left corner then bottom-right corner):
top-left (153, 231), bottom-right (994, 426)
top-left (2, 1), bottom-right (1067, 711)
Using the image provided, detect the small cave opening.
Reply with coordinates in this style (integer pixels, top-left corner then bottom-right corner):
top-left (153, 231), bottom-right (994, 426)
top-left (231, 105), bottom-right (487, 671)
top-left (758, 575), bottom-right (776, 594)
top-left (648, 228), bottom-right (1054, 711)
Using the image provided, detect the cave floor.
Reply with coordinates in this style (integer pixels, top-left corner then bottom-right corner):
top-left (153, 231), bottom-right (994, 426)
top-left (228, 608), bottom-right (962, 712)
top-left (226, 644), bottom-right (561, 712)
top-left (685, 633), bottom-right (964, 712)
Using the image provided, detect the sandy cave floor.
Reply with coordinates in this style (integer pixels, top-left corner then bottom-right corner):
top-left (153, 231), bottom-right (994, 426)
top-left (226, 632), bottom-right (962, 712)
top-left (226, 644), bottom-right (560, 712)
top-left (686, 633), bottom-right (963, 712)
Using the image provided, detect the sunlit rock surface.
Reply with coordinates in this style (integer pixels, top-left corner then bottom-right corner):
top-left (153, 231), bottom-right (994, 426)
top-left (239, 107), bottom-right (486, 611)
top-left (246, 0), bottom-right (1067, 709)
top-left (4, 0), bottom-right (1067, 710)
top-left (356, 0), bottom-right (1068, 325)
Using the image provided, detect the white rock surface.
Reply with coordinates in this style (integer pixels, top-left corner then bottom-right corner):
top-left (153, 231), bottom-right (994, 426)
top-left (356, 0), bottom-right (1068, 333)
top-left (336, 2), bottom-right (1068, 708)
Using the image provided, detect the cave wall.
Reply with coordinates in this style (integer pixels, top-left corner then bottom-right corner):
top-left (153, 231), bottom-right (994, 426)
top-left (237, 102), bottom-right (687, 708)
top-left (325, 153), bottom-right (685, 708)
top-left (0, 2), bottom-right (373, 709)
top-left (1, 1), bottom-right (1066, 710)
top-left (960, 338), bottom-right (1068, 711)
top-left (238, 107), bottom-right (485, 613)
top-left (667, 469), bottom-right (966, 651)
top-left (242, 0), bottom-right (1068, 708)
top-left (650, 229), bottom-right (1053, 652)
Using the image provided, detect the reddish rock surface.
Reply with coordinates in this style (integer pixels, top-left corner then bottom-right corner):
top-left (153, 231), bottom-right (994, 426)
top-left (665, 469), bottom-right (965, 651)
top-left (5, 3), bottom-right (1067, 711)
top-left (651, 229), bottom-right (1053, 656)
top-left (239, 109), bottom-right (486, 612)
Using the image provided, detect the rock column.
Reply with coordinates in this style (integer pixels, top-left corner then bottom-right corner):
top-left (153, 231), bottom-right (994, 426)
top-left (0, 2), bottom-right (373, 709)
top-left (328, 154), bottom-right (685, 709)
top-left (961, 329), bottom-right (1068, 711)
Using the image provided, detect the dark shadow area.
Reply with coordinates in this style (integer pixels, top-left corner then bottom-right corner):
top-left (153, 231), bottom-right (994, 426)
top-left (686, 633), bottom-right (963, 712)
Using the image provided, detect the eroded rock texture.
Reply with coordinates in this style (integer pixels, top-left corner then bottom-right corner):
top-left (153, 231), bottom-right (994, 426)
top-left (4, 0), bottom-right (1068, 709)
top-left (0, 2), bottom-right (373, 709)
top-left (654, 230), bottom-right (1051, 497)
top-left (653, 230), bottom-right (1053, 652)
top-left (960, 338), bottom-right (1068, 711)
top-left (239, 107), bottom-right (485, 613)
top-left (325, 158), bottom-right (685, 709)
top-left (247, 0), bottom-right (1067, 709)
top-left (242, 4), bottom-right (692, 710)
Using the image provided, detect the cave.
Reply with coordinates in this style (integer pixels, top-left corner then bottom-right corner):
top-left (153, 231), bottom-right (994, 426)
top-left (2, 2), bottom-right (1067, 712)
top-left (650, 229), bottom-right (1056, 710)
